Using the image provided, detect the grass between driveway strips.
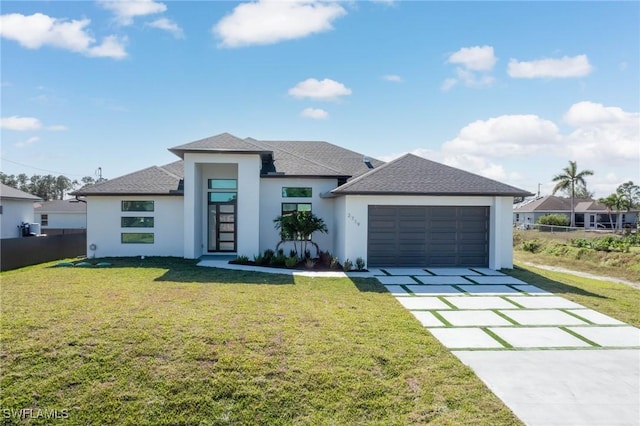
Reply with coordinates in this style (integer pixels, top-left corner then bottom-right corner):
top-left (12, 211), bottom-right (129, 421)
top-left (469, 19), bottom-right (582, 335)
top-left (1, 258), bottom-right (519, 425)
top-left (511, 262), bottom-right (640, 327)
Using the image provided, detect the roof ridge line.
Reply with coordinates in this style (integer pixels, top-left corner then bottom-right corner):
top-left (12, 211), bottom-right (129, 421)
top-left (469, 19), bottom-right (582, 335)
top-left (331, 153), bottom-right (408, 192)
top-left (157, 164), bottom-right (181, 180)
top-left (255, 140), bottom-right (346, 175)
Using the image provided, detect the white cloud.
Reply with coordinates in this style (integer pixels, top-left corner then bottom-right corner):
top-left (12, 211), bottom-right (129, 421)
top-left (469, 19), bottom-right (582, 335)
top-left (1, 116), bottom-right (42, 131)
top-left (213, 0), bottom-right (346, 48)
top-left (86, 35), bottom-right (127, 59)
top-left (453, 67), bottom-right (495, 88)
top-left (146, 18), bottom-right (184, 39)
top-left (288, 78), bottom-right (352, 101)
top-left (443, 45), bottom-right (496, 90)
top-left (382, 74), bottom-right (402, 82)
top-left (0, 13), bottom-right (127, 59)
top-left (15, 136), bottom-right (40, 148)
top-left (447, 45), bottom-right (497, 71)
top-left (563, 103), bottom-right (639, 165)
top-left (562, 101), bottom-right (639, 165)
top-left (300, 107), bottom-right (328, 119)
top-left (563, 101), bottom-right (636, 127)
top-left (442, 114), bottom-right (561, 158)
top-left (508, 54), bottom-right (592, 78)
top-left (1, 115), bottom-right (67, 132)
top-left (99, 0), bottom-right (167, 25)
top-left (378, 102), bottom-right (638, 197)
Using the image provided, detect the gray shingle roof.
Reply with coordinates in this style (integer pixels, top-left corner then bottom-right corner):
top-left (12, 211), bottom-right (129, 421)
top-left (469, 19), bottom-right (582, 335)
top-left (73, 133), bottom-right (530, 197)
top-left (0, 183), bottom-right (42, 201)
top-left (514, 195), bottom-right (596, 212)
top-left (169, 132), bottom-right (270, 157)
top-left (254, 139), bottom-right (384, 178)
top-left (331, 154), bottom-right (532, 196)
top-left (72, 162), bottom-right (183, 196)
top-left (34, 200), bottom-right (86, 213)
top-left (514, 196), bottom-right (636, 213)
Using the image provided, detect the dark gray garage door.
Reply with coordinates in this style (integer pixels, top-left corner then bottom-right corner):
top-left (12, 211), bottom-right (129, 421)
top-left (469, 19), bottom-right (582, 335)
top-left (367, 206), bottom-right (489, 267)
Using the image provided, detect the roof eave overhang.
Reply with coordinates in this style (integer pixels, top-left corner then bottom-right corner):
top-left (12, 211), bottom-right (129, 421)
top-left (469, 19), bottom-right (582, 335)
top-left (169, 148), bottom-right (272, 159)
top-left (330, 191), bottom-right (534, 197)
top-left (70, 192), bottom-right (184, 197)
top-left (260, 174), bottom-right (351, 179)
top-left (0, 197), bottom-right (43, 201)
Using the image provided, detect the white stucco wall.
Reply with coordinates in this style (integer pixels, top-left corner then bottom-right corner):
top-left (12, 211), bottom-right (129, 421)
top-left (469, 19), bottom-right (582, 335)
top-left (334, 195), bottom-right (515, 270)
top-left (183, 153), bottom-right (261, 259)
top-left (0, 199), bottom-right (35, 239)
top-left (257, 178), bottom-right (337, 257)
top-left (36, 212), bottom-right (86, 229)
top-left (85, 195), bottom-right (184, 258)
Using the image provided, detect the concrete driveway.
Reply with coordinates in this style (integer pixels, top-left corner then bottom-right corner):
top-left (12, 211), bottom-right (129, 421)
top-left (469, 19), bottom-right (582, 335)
top-left (374, 267), bottom-right (640, 426)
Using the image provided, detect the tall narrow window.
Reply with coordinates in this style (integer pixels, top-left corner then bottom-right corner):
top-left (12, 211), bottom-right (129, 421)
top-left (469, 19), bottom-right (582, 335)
top-left (41, 214), bottom-right (49, 226)
top-left (208, 179), bottom-right (238, 252)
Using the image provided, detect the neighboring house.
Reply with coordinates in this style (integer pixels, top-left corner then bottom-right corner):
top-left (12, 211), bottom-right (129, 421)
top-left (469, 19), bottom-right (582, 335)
top-left (0, 183), bottom-right (42, 239)
top-left (73, 133), bottom-right (531, 269)
top-left (513, 195), bottom-right (639, 229)
top-left (34, 200), bottom-right (87, 233)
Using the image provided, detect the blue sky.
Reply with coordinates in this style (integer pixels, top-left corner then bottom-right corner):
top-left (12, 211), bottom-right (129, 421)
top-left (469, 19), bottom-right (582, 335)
top-left (1, 0), bottom-right (638, 197)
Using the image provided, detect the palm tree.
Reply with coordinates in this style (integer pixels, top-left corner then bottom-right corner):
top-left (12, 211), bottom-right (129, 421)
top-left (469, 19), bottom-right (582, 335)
top-left (273, 211), bottom-right (328, 259)
top-left (552, 161), bottom-right (594, 227)
top-left (598, 193), bottom-right (625, 231)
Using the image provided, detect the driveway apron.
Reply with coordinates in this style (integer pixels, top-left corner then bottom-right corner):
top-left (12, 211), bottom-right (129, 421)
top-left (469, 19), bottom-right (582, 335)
top-left (375, 267), bottom-right (640, 426)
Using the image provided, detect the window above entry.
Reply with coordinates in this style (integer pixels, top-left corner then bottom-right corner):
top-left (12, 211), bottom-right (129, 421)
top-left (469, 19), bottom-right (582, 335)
top-left (282, 187), bottom-right (312, 198)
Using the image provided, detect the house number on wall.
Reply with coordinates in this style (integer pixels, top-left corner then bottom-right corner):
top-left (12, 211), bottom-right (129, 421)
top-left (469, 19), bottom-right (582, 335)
top-left (347, 213), bottom-right (360, 227)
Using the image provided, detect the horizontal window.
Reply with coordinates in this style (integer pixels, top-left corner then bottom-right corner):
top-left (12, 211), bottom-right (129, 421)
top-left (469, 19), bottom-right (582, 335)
top-left (282, 203), bottom-right (312, 216)
top-left (122, 201), bottom-right (154, 212)
top-left (121, 217), bottom-right (154, 228)
top-left (208, 179), bottom-right (237, 190)
top-left (209, 192), bottom-right (237, 203)
top-left (282, 187), bottom-right (312, 198)
top-left (121, 233), bottom-right (154, 244)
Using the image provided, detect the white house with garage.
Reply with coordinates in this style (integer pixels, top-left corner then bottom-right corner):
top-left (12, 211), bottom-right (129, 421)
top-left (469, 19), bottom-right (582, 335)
top-left (0, 183), bottom-right (42, 239)
top-left (73, 133), bottom-right (531, 269)
top-left (34, 200), bottom-right (87, 233)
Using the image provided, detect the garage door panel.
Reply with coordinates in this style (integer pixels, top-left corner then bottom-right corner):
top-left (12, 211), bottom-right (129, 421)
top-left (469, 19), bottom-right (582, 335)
top-left (430, 207), bottom-right (457, 218)
top-left (368, 205), bottom-right (489, 267)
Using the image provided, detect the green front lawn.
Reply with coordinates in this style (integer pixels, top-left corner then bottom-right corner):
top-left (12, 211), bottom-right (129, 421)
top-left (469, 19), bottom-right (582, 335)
top-left (511, 262), bottom-right (640, 327)
top-left (1, 258), bottom-right (519, 425)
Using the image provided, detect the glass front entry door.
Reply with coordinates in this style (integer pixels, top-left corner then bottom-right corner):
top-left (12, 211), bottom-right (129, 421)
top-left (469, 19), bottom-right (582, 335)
top-left (208, 203), bottom-right (236, 252)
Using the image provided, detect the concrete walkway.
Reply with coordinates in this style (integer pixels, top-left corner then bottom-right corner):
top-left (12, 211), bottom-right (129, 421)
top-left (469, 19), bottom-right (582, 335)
top-left (377, 267), bottom-right (640, 426)
top-left (198, 260), bottom-right (640, 425)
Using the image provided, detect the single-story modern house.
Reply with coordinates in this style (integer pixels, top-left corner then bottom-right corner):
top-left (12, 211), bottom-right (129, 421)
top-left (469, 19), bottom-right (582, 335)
top-left (0, 183), bottom-right (42, 239)
top-left (34, 200), bottom-right (87, 233)
top-left (73, 133), bottom-right (531, 269)
top-left (513, 195), bottom-right (639, 229)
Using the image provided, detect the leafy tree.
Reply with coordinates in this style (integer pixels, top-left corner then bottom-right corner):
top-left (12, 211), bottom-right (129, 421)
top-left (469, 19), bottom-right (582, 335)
top-left (0, 172), bottom-right (79, 200)
top-left (559, 184), bottom-right (594, 199)
top-left (273, 211), bottom-right (328, 259)
top-left (552, 161), bottom-right (594, 227)
top-left (616, 181), bottom-right (640, 209)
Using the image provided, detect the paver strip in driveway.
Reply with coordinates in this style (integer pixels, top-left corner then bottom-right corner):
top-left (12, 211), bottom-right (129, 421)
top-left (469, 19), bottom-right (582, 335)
top-left (382, 267), bottom-right (640, 425)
